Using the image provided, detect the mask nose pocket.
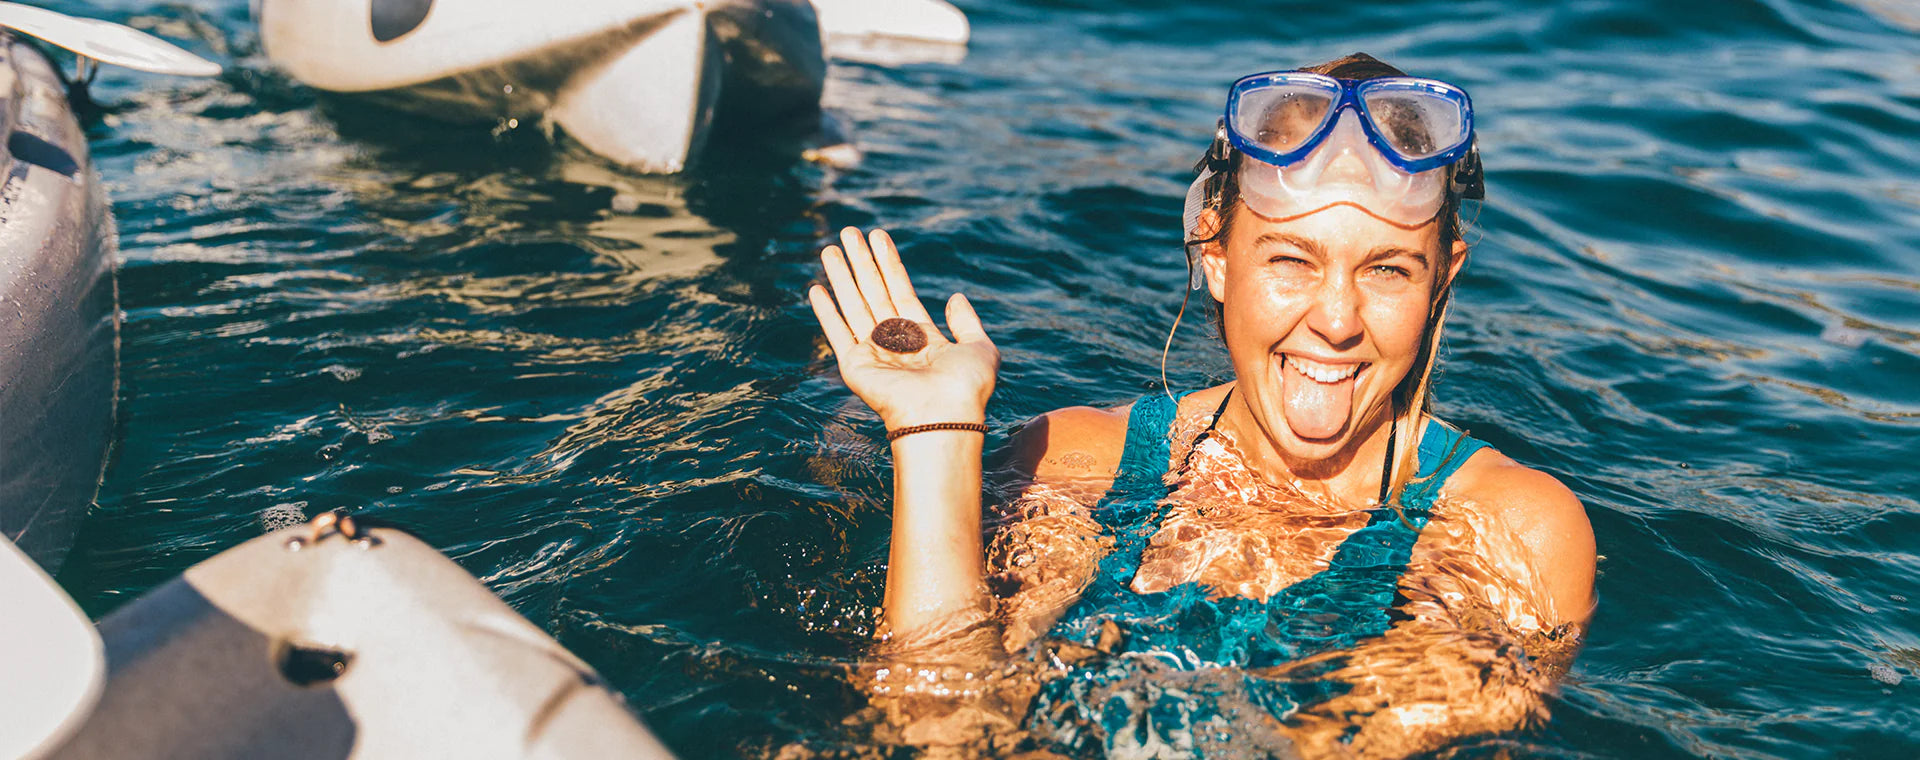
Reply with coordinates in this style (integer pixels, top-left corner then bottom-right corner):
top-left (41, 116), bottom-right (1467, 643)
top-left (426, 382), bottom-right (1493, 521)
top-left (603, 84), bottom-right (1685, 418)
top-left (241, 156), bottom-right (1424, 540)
top-left (1290, 110), bottom-right (1375, 191)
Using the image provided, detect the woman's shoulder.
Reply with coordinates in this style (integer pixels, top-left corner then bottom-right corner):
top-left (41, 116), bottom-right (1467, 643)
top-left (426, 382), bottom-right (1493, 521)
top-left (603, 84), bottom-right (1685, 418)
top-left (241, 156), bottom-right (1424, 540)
top-left (1010, 403), bottom-right (1133, 483)
top-left (1011, 386), bottom-right (1236, 483)
top-left (1442, 443), bottom-right (1598, 625)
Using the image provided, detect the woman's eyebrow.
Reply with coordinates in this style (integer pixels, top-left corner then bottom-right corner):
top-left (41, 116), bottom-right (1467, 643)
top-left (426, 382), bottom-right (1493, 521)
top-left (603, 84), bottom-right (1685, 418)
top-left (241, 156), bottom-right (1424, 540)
top-left (1254, 232), bottom-right (1321, 256)
top-left (1364, 245), bottom-right (1430, 269)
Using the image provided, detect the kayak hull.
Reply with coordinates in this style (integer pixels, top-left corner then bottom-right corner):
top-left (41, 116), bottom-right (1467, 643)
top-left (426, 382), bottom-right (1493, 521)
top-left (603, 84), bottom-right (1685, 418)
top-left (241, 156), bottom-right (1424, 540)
top-left (48, 519), bottom-right (675, 759)
top-left (0, 33), bottom-right (118, 575)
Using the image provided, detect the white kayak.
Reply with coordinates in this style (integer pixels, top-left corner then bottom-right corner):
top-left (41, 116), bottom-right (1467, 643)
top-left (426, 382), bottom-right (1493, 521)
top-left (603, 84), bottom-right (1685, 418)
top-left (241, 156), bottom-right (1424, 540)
top-left (253, 0), bottom-right (969, 172)
top-left (40, 513), bottom-right (675, 760)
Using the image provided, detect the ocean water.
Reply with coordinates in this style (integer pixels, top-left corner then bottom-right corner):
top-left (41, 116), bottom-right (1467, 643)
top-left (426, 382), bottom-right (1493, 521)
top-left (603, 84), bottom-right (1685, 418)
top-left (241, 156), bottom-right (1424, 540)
top-left (48, 0), bottom-right (1919, 757)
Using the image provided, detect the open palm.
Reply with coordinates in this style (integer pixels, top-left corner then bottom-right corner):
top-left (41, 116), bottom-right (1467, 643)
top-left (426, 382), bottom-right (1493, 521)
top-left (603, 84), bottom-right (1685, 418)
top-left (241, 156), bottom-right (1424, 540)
top-left (808, 227), bottom-right (999, 429)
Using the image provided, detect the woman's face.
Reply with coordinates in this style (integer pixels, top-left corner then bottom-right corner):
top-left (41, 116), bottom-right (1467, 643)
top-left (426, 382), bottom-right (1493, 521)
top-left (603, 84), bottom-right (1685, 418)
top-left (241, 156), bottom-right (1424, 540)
top-left (1200, 198), bottom-right (1466, 464)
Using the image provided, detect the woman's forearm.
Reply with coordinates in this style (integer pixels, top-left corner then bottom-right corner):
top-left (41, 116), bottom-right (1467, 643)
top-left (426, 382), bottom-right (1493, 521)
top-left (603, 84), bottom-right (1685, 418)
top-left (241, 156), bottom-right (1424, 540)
top-left (804, 226), bottom-right (1003, 652)
top-left (1271, 611), bottom-right (1574, 758)
top-left (881, 428), bottom-right (995, 645)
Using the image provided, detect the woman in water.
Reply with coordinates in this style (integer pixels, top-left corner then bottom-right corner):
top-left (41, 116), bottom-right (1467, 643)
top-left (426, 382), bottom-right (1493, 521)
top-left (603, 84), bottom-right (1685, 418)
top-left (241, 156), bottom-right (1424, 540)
top-left (807, 53), bottom-right (1595, 758)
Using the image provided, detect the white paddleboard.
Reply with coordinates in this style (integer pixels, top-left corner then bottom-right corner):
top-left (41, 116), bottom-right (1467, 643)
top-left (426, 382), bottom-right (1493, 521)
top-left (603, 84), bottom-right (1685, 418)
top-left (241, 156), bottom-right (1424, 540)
top-left (0, 535), bottom-right (105, 760)
top-left (809, 0), bottom-right (969, 45)
top-left (253, 0), bottom-right (970, 170)
top-left (0, 2), bottom-right (218, 76)
top-left (811, 0), bottom-right (969, 64)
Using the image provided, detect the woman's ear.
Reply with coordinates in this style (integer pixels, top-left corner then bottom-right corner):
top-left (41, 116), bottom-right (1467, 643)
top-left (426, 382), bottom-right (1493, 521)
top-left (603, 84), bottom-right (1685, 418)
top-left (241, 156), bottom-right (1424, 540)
top-left (1196, 208), bottom-right (1229, 303)
top-left (1444, 238), bottom-right (1468, 290)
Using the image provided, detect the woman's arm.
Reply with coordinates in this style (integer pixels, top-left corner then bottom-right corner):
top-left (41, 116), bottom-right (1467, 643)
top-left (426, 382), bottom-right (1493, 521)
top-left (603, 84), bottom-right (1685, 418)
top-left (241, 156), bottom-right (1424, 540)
top-left (1453, 453), bottom-right (1598, 628)
top-left (985, 406), bottom-right (1129, 651)
top-left (846, 409), bottom-right (1126, 754)
top-left (808, 227), bottom-right (1003, 652)
top-left (1274, 614), bottom-right (1579, 759)
top-left (1274, 456), bottom-right (1595, 758)
top-left (881, 427), bottom-right (994, 650)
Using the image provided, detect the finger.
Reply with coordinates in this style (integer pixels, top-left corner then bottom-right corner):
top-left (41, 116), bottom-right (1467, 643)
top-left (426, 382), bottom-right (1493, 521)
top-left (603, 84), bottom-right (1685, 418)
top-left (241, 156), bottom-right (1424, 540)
top-left (869, 229), bottom-right (934, 323)
top-left (945, 293), bottom-right (994, 346)
top-left (808, 284), bottom-right (857, 357)
top-left (821, 246), bottom-right (877, 336)
top-left (840, 227), bottom-right (898, 320)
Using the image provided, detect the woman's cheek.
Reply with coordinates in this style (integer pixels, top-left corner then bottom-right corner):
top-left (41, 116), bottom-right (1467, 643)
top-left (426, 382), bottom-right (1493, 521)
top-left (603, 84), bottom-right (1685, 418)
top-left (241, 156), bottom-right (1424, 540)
top-left (1361, 296), bottom-right (1430, 355)
top-left (1243, 290), bottom-right (1310, 336)
top-left (1248, 270), bottom-right (1316, 310)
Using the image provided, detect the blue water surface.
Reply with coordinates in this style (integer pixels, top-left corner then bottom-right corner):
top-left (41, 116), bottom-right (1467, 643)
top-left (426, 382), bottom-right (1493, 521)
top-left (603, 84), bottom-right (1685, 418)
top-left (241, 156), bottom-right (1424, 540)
top-left (50, 0), bottom-right (1920, 757)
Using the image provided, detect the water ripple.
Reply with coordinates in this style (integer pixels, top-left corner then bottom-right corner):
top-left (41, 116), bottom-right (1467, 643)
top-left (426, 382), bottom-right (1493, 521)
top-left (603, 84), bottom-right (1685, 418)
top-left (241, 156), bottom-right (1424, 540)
top-left (47, 0), bottom-right (1920, 757)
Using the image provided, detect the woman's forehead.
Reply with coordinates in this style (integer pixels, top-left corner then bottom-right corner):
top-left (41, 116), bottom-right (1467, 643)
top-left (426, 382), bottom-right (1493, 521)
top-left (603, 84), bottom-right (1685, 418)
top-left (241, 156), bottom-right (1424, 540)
top-left (1230, 201), bottom-right (1443, 254)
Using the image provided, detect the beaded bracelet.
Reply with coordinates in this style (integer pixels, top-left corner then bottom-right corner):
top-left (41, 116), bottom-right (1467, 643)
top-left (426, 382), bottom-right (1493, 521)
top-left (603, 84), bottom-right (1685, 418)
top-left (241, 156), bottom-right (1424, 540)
top-left (885, 422), bottom-right (989, 441)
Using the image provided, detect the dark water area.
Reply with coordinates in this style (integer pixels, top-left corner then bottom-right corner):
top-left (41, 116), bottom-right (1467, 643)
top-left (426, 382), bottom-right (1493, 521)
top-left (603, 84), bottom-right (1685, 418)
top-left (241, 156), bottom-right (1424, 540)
top-left (48, 0), bottom-right (1919, 757)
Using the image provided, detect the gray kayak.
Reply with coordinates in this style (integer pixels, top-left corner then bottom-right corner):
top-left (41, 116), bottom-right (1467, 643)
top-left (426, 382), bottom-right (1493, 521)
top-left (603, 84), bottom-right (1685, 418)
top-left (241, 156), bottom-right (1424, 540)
top-left (0, 30), bottom-right (117, 575)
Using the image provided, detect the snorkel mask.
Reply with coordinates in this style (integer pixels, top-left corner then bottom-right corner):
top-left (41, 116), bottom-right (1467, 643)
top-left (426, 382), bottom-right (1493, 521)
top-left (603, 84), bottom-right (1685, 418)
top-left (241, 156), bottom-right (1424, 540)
top-left (1182, 71), bottom-right (1485, 286)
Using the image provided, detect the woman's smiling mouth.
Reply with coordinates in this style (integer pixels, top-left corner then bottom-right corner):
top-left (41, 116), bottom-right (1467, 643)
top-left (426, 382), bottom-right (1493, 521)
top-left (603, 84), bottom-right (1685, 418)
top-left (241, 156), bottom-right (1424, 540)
top-left (1285, 354), bottom-right (1366, 383)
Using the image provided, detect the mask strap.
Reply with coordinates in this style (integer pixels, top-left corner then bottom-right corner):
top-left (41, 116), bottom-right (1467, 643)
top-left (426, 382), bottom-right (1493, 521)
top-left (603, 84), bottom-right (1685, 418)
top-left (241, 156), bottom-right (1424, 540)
top-left (1450, 141), bottom-right (1485, 200)
top-left (1194, 119), bottom-right (1233, 175)
top-left (1182, 120), bottom-right (1232, 281)
top-left (1167, 120), bottom-right (1236, 402)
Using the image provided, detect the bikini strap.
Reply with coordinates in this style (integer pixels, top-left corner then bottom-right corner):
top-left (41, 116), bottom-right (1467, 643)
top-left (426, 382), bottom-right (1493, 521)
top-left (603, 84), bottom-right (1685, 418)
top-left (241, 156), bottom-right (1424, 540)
top-left (1111, 392), bottom-right (1181, 494)
top-left (1178, 387), bottom-right (1235, 473)
top-left (1398, 418), bottom-right (1490, 508)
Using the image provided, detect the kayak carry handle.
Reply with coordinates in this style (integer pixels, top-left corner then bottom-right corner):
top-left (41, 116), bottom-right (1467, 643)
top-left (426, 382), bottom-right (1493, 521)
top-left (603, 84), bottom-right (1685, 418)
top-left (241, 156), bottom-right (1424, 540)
top-left (274, 640), bottom-right (354, 688)
top-left (284, 510), bottom-right (382, 551)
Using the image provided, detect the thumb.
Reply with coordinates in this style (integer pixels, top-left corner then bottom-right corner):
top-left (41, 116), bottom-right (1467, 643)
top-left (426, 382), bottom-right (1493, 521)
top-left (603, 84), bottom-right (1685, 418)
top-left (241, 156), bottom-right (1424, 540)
top-left (945, 293), bottom-right (992, 345)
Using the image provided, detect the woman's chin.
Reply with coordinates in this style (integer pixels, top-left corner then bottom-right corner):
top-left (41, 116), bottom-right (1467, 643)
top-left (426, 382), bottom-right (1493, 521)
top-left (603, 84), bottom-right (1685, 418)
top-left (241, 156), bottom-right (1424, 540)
top-left (1277, 421), bottom-right (1354, 460)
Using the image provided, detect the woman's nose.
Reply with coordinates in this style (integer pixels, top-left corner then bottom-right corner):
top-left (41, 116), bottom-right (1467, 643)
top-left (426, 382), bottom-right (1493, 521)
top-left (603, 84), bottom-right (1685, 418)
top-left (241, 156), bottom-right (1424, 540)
top-left (1306, 274), bottom-right (1363, 347)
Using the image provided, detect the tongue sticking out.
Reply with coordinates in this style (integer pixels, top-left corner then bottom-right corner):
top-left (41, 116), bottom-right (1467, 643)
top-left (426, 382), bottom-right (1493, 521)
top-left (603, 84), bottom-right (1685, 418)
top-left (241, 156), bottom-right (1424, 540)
top-left (1283, 358), bottom-right (1356, 440)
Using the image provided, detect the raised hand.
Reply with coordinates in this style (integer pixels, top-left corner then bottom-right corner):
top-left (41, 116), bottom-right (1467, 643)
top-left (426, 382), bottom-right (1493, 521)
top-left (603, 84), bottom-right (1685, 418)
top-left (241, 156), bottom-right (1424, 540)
top-left (808, 227), bottom-right (1000, 430)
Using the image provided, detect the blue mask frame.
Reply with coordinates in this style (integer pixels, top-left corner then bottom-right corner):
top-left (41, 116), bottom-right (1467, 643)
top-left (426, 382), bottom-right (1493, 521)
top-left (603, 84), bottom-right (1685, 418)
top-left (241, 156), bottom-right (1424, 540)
top-left (1224, 72), bottom-right (1477, 176)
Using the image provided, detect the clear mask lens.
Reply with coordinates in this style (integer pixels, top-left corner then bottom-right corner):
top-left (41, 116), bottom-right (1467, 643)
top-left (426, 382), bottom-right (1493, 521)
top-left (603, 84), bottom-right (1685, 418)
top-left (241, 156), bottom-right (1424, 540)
top-left (1358, 81), bottom-right (1470, 162)
top-left (1230, 81), bottom-right (1338, 157)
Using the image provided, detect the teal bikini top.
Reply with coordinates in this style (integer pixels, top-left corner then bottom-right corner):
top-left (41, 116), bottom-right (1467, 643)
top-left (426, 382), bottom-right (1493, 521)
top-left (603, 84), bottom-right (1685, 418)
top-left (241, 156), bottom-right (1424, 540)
top-left (1026, 391), bottom-right (1492, 755)
top-left (1046, 390), bottom-right (1490, 667)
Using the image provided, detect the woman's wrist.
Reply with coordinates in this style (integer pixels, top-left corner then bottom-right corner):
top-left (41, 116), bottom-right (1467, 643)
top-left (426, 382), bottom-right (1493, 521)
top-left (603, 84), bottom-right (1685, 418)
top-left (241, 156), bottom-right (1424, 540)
top-left (879, 405), bottom-right (988, 431)
top-left (887, 422), bottom-right (989, 441)
top-left (887, 423), bottom-right (989, 455)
